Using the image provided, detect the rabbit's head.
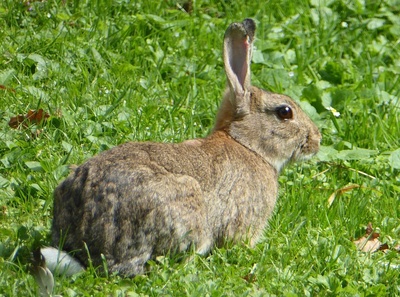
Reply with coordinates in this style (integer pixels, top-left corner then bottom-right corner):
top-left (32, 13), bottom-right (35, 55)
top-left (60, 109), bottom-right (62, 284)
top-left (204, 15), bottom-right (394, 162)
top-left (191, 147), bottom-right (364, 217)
top-left (215, 19), bottom-right (321, 172)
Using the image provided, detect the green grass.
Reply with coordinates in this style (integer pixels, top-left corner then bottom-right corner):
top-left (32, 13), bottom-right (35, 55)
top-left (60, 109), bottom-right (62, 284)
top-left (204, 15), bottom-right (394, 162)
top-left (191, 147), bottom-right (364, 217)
top-left (0, 0), bottom-right (399, 296)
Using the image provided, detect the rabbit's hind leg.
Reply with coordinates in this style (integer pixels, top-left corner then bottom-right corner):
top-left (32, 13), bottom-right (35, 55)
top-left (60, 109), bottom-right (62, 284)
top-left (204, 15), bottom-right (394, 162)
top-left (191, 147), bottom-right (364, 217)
top-left (109, 251), bottom-right (152, 277)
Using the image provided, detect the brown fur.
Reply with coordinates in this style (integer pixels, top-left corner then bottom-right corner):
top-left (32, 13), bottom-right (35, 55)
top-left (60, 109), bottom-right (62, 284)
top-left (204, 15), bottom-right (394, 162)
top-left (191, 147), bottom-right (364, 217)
top-left (51, 19), bottom-right (321, 277)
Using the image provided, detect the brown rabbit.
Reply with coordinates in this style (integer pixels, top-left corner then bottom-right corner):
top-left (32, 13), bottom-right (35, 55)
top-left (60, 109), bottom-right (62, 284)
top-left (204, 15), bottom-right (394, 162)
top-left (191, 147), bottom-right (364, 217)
top-left (47, 18), bottom-right (321, 277)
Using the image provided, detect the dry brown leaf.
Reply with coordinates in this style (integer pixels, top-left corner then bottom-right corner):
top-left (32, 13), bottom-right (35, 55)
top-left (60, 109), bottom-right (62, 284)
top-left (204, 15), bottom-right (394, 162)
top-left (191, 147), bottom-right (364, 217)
top-left (328, 184), bottom-right (361, 207)
top-left (8, 115), bottom-right (26, 129)
top-left (26, 109), bottom-right (50, 124)
top-left (0, 85), bottom-right (16, 93)
top-left (365, 222), bottom-right (380, 239)
top-left (1, 205), bottom-right (7, 216)
top-left (354, 236), bottom-right (382, 253)
top-left (242, 263), bottom-right (258, 283)
top-left (365, 222), bottom-right (373, 235)
top-left (379, 243), bottom-right (390, 253)
top-left (242, 273), bottom-right (257, 283)
top-left (354, 223), bottom-right (384, 253)
top-left (8, 109), bottom-right (50, 129)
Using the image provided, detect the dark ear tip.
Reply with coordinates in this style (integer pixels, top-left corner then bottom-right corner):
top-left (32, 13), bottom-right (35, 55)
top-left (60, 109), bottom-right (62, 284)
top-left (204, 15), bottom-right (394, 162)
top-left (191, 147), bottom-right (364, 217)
top-left (243, 18), bottom-right (256, 40)
top-left (224, 18), bottom-right (256, 41)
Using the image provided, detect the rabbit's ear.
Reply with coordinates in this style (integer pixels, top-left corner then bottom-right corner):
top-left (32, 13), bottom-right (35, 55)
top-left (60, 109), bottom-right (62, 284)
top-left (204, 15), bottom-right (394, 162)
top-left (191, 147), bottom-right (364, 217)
top-left (223, 19), bottom-right (256, 116)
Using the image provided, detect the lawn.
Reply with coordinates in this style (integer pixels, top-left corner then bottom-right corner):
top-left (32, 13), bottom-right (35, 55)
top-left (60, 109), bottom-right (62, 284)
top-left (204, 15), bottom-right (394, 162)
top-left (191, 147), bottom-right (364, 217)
top-left (0, 0), bottom-right (399, 296)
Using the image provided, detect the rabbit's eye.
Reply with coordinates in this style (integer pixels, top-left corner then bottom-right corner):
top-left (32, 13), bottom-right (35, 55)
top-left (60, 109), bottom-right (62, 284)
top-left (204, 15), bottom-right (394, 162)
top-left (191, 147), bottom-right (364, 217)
top-left (276, 106), bottom-right (293, 120)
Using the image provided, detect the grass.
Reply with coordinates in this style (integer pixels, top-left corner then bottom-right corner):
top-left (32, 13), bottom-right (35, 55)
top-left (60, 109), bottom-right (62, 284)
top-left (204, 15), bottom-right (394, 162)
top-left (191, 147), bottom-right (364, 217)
top-left (0, 0), bottom-right (399, 295)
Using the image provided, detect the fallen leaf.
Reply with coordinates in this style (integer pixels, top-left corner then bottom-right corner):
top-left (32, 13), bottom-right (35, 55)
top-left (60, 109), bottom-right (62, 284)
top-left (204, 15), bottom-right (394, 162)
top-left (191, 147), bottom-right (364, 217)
top-left (328, 184), bottom-right (361, 207)
top-left (242, 273), bottom-right (257, 283)
top-left (354, 236), bottom-right (382, 253)
top-left (8, 115), bottom-right (26, 129)
top-left (354, 223), bottom-right (383, 253)
top-left (365, 222), bottom-right (373, 235)
top-left (26, 109), bottom-right (50, 124)
top-left (1, 205), bottom-right (6, 216)
top-left (379, 243), bottom-right (390, 253)
top-left (365, 222), bottom-right (380, 239)
top-left (8, 109), bottom-right (50, 129)
top-left (0, 85), bottom-right (16, 93)
top-left (242, 263), bottom-right (257, 283)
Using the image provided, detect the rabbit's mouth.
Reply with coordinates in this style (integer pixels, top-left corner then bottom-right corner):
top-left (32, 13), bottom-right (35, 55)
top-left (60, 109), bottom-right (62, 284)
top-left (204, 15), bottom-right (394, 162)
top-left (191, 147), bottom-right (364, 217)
top-left (298, 133), bottom-right (321, 160)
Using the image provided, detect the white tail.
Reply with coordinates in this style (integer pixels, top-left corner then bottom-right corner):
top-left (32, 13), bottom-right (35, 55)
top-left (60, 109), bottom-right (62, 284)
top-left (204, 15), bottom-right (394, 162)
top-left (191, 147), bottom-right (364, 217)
top-left (40, 247), bottom-right (84, 276)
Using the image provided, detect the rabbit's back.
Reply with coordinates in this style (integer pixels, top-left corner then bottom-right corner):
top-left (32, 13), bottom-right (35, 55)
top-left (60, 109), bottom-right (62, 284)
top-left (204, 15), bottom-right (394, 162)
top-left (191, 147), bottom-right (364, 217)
top-left (52, 131), bottom-right (277, 276)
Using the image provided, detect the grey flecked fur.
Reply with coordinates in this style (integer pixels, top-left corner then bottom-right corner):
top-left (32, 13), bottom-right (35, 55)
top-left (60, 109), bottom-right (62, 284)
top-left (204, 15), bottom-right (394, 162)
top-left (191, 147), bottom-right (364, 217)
top-left (51, 18), bottom-right (321, 277)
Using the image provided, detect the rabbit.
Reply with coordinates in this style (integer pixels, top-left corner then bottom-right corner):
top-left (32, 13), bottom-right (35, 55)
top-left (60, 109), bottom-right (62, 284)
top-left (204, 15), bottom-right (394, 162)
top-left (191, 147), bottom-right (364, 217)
top-left (45, 18), bottom-right (321, 277)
